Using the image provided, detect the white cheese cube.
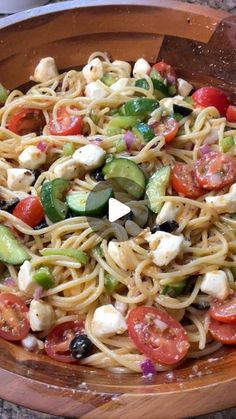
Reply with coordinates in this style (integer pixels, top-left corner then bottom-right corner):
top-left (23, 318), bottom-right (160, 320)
top-left (112, 60), bottom-right (131, 77)
top-left (54, 158), bottom-right (79, 180)
top-left (177, 78), bottom-right (193, 97)
top-left (133, 58), bottom-right (151, 77)
top-left (82, 58), bottom-right (104, 83)
top-left (32, 57), bottom-right (59, 83)
top-left (145, 230), bottom-right (184, 267)
top-left (156, 202), bottom-right (181, 225)
top-left (73, 144), bottom-right (105, 170)
top-left (18, 261), bottom-right (36, 295)
top-left (7, 168), bottom-right (35, 191)
top-left (200, 270), bottom-right (230, 300)
top-left (110, 78), bottom-right (129, 92)
top-left (19, 146), bottom-right (46, 170)
top-left (29, 300), bottom-right (55, 332)
top-left (205, 184), bottom-right (236, 214)
top-left (85, 81), bottom-right (108, 100)
top-left (91, 304), bottom-right (127, 338)
top-left (21, 334), bottom-right (44, 352)
top-left (108, 241), bottom-right (135, 270)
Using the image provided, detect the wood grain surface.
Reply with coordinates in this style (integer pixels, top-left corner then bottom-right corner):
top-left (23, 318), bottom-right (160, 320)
top-left (0, 1), bottom-right (235, 418)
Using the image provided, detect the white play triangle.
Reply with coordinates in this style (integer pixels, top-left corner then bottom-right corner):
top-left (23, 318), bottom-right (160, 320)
top-left (108, 198), bottom-right (131, 222)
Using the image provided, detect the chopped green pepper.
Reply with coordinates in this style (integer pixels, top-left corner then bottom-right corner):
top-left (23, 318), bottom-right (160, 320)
top-left (219, 136), bottom-right (235, 153)
top-left (150, 68), bottom-right (163, 82)
top-left (106, 116), bottom-right (139, 135)
top-left (116, 138), bottom-right (127, 153)
top-left (104, 273), bottom-right (120, 293)
top-left (135, 78), bottom-right (149, 91)
top-left (63, 143), bottom-right (75, 157)
top-left (102, 73), bottom-right (118, 86)
top-left (119, 98), bottom-right (159, 117)
top-left (40, 248), bottom-right (89, 264)
top-left (133, 122), bottom-right (155, 142)
top-left (95, 245), bottom-right (104, 258)
top-left (33, 266), bottom-right (54, 290)
top-left (162, 280), bottom-right (187, 297)
top-left (183, 96), bottom-right (194, 106)
top-left (40, 178), bottom-right (69, 223)
top-left (152, 79), bottom-right (169, 100)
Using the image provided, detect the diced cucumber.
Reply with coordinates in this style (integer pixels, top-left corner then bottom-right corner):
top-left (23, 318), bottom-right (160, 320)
top-left (103, 158), bottom-right (146, 199)
top-left (220, 136), bottom-right (235, 153)
top-left (0, 224), bottom-right (30, 265)
top-left (135, 79), bottom-right (149, 90)
top-left (116, 138), bottom-right (127, 153)
top-left (150, 68), bottom-right (163, 81)
top-left (107, 116), bottom-right (139, 135)
top-left (102, 73), bottom-right (118, 86)
top-left (63, 143), bottom-right (75, 157)
top-left (0, 84), bottom-right (9, 105)
top-left (104, 273), bottom-right (120, 293)
top-left (40, 248), bottom-right (88, 264)
top-left (119, 98), bottom-right (159, 117)
top-left (152, 79), bottom-right (169, 100)
top-left (67, 187), bottom-right (113, 217)
top-left (146, 166), bottom-right (171, 213)
top-left (41, 178), bottom-right (69, 223)
top-left (133, 122), bottom-right (155, 142)
top-left (162, 280), bottom-right (186, 297)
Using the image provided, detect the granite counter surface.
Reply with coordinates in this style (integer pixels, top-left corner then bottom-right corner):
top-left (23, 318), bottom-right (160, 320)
top-left (0, 0), bottom-right (236, 417)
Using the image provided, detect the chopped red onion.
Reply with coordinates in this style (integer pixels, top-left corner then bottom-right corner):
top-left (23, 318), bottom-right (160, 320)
top-left (204, 129), bottom-right (218, 145)
top-left (4, 277), bottom-right (16, 287)
top-left (89, 138), bottom-right (102, 146)
top-left (200, 144), bottom-right (211, 156)
top-left (37, 141), bottom-right (48, 152)
top-left (124, 130), bottom-right (135, 149)
top-left (141, 359), bottom-right (156, 376)
top-left (33, 286), bottom-right (44, 300)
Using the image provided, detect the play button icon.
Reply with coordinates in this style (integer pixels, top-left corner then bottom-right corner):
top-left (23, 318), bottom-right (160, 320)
top-left (108, 198), bottom-right (131, 222)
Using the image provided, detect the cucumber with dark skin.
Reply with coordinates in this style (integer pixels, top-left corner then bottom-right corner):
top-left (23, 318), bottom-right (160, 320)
top-left (145, 166), bottom-right (171, 213)
top-left (67, 187), bottom-right (113, 217)
top-left (0, 224), bottom-right (30, 265)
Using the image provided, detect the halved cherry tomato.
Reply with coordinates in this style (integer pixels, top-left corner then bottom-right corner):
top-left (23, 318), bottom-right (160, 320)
top-left (150, 61), bottom-right (177, 86)
top-left (48, 107), bottom-right (83, 136)
top-left (195, 151), bottom-right (236, 190)
top-left (127, 306), bottom-right (190, 365)
top-left (0, 293), bottom-right (30, 341)
top-left (226, 105), bottom-right (236, 123)
top-left (153, 117), bottom-right (179, 143)
top-left (45, 320), bottom-right (85, 363)
top-left (192, 87), bottom-right (230, 116)
top-left (8, 108), bottom-right (45, 136)
top-left (209, 317), bottom-right (236, 345)
top-left (13, 196), bottom-right (44, 228)
top-left (210, 292), bottom-right (236, 324)
top-left (172, 163), bottom-right (203, 198)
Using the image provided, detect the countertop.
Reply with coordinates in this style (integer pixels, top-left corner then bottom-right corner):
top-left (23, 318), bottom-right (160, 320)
top-left (0, 0), bottom-right (236, 417)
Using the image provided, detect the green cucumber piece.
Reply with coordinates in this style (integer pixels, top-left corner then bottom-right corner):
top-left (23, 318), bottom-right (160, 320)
top-left (150, 68), bottom-right (163, 81)
top-left (0, 84), bottom-right (9, 105)
top-left (40, 248), bottom-right (88, 264)
top-left (116, 138), bottom-right (127, 153)
top-left (0, 225), bottom-right (30, 265)
top-left (104, 273), bottom-right (120, 293)
top-left (33, 266), bottom-right (54, 290)
top-left (152, 79), bottom-right (169, 100)
top-left (146, 166), bottom-right (171, 213)
top-left (107, 116), bottom-right (139, 135)
top-left (133, 122), bottom-right (155, 143)
top-left (119, 98), bottom-right (159, 117)
top-left (41, 178), bottom-right (69, 223)
top-left (103, 158), bottom-right (146, 199)
top-left (102, 73), bottom-right (118, 86)
top-left (67, 187), bottom-right (113, 217)
top-left (162, 280), bottom-right (186, 297)
top-left (220, 136), bottom-right (235, 153)
top-left (135, 79), bottom-right (149, 90)
top-left (63, 143), bottom-right (75, 157)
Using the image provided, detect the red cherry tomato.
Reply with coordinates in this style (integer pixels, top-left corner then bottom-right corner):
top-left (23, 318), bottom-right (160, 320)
top-left (226, 105), bottom-right (236, 123)
top-left (48, 107), bottom-right (83, 136)
top-left (150, 61), bottom-right (177, 86)
top-left (45, 320), bottom-right (85, 363)
top-left (13, 196), bottom-right (44, 228)
top-left (192, 87), bottom-right (230, 116)
top-left (210, 292), bottom-right (236, 324)
top-left (195, 151), bottom-right (236, 190)
top-left (127, 306), bottom-right (190, 365)
top-left (8, 108), bottom-right (45, 136)
top-left (0, 293), bottom-right (30, 341)
top-left (172, 163), bottom-right (203, 198)
top-left (209, 317), bottom-right (236, 345)
top-left (153, 117), bottom-right (179, 143)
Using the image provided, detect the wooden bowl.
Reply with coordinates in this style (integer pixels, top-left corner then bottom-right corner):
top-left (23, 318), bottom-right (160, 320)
top-left (0, 1), bottom-right (236, 417)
